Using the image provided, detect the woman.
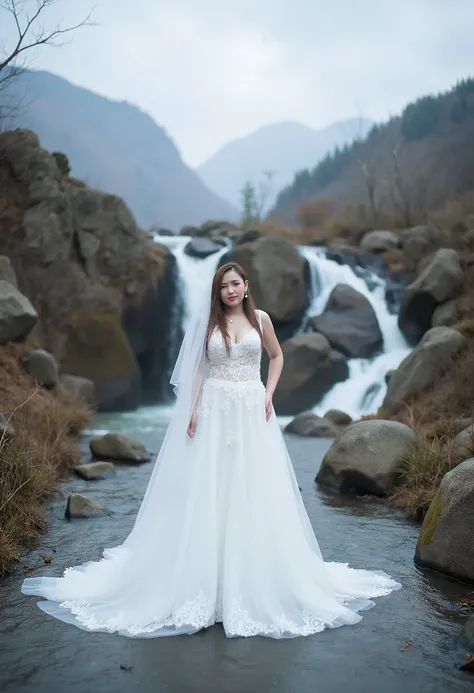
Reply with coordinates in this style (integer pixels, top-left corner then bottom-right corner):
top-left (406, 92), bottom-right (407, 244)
top-left (22, 262), bottom-right (400, 638)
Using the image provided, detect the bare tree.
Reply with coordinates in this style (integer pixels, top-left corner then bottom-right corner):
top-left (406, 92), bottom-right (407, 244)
top-left (356, 156), bottom-right (378, 224)
top-left (0, 0), bottom-right (93, 119)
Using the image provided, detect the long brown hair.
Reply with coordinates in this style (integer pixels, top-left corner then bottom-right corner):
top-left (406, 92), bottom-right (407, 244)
top-left (206, 262), bottom-right (262, 355)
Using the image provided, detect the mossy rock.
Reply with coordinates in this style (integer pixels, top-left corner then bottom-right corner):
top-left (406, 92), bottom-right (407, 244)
top-left (416, 490), bottom-right (442, 548)
top-left (414, 458), bottom-right (474, 583)
top-left (61, 308), bottom-right (141, 411)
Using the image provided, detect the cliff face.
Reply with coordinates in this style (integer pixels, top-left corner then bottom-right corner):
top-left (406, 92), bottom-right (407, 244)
top-left (0, 129), bottom-right (182, 410)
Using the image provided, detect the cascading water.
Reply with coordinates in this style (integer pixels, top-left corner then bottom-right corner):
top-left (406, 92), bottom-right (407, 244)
top-left (157, 236), bottom-right (229, 327)
top-left (155, 237), bottom-right (411, 421)
top-left (300, 246), bottom-right (411, 419)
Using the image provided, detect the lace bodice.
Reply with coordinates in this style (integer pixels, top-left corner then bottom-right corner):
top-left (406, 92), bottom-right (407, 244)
top-left (206, 323), bottom-right (262, 382)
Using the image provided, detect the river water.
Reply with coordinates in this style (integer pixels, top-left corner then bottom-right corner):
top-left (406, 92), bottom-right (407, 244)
top-left (1, 407), bottom-right (473, 693)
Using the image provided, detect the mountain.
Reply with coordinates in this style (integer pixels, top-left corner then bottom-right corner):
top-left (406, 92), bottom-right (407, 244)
top-left (196, 118), bottom-right (374, 212)
top-left (5, 70), bottom-right (236, 229)
top-left (271, 79), bottom-right (474, 227)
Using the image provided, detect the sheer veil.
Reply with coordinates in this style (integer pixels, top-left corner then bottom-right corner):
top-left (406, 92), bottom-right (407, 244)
top-left (123, 284), bottom-right (211, 540)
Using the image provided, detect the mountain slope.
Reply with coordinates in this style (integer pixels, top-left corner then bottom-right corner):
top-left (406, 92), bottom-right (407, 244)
top-left (6, 70), bottom-right (236, 229)
top-left (271, 79), bottom-right (474, 226)
top-left (196, 118), bottom-right (373, 211)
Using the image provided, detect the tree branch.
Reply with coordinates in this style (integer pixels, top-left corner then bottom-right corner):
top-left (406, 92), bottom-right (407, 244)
top-left (0, 0), bottom-right (94, 76)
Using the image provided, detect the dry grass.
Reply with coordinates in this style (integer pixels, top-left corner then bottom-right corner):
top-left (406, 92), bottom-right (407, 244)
top-left (0, 344), bottom-right (91, 576)
top-left (388, 436), bottom-right (464, 520)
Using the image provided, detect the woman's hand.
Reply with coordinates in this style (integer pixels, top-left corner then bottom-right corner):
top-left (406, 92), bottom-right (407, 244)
top-left (265, 393), bottom-right (273, 422)
top-left (187, 411), bottom-right (197, 438)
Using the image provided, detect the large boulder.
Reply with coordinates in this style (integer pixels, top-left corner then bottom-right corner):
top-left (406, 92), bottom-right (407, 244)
top-left (0, 256), bottom-right (17, 287)
top-left (324, 409), bottom-right (353, 426)
top-left (382, 327), bottom-right (465, 411)
top-left (400, 224), bottom-right (446, 263)
top-left (415, 458), bottom-right (474, 583)
top-left (184, 237), bottom-right (224, 258)
top-left (60, 308), bottom-right (141, 411)
top-left (273, 333), bottom-right (348, 415)
top-left (285, 412), bottom-right (339, 437)
top-left (90, 432), bottom-right (151, 462)
top-left (223, 237), bottom-right (309, 338)
top-left (360, 230), bottom-right (400, 253)
top-left (24, 349), bottom-right (59, 388)
top-left (316, 420), bottom-right (416, 495)
top-left (0, 280), bottom-right (37, 344)
top-left (308, 284), bottom-right (383, 358)
top-left (398, 249), bottom-right (463, 344)
top-left (60, 374), bottom-right (95, 405)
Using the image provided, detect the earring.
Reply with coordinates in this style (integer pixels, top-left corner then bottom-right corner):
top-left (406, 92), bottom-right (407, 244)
top-left (244, 292), bottom-right (248, 298)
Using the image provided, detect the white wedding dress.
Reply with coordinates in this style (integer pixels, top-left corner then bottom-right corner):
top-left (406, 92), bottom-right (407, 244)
top-left (22, 312), bottom-right (401, 638)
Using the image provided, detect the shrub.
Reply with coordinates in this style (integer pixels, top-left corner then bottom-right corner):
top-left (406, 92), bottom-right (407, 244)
top-left (0, 344), bottom-right (91, 575)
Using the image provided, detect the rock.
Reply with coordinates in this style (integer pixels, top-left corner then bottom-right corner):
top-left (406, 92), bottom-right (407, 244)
top-left (65, 493), bottom-right (105, 518)
top-left (223, 237), bottom-right (309, 338)
top-left (316, 420), bottom-right (416, 495)
top-left (60, 374), bottom-right (95, 405)
top-left (383, 327), bottom-right (465, 410)
top-left (68, 186), bottom-right (150, 279)
top-left (156, 227), bottom-right (176, 237)
top-left (197, 220), bottom-right (240, 240)
top-left (414, 458), bottom-right (474, 583)
top-left (74, 462), bottom-right (115, 480)
top-left (52, 151), bottom-right (71, 176)
top-left (325, 246), bottom-right (385, 274)
top-left (308, 284), bottom-right (383, 358)
top-left (431, 300), bottom-right (459, 328)
top-left (400, 224), bottom-right (446, 263)
top-left (121, 245), bottom-right (184, 403)
top-left (454, 424), bottom-right (474, 460)
top-left (379, 248), bottom-right (410, 274)
top-left (385, 369), bottom-right (395, 384)
top-left (398, 249), bottom-right (463, 344)
top-left (179, 225), bottom-right (199, 237)
top-left (184, 237), bottom-right (224, 258)
top-left (0, 413), bottom-right (15, 441)
top-left (0, 256), bottom-right (17, 287)
top-left (360, 230), bottom-right (400, 253)
top-left (285, 412), bottom-right (339, 437)
top-left (2, 129), bottom-right (75, 263)
top-left (273, 333), bottom-right (349, 415)
top-left (324, 409), bottom-right (353, 426)
top-left (61, 308), bottom-right (141, 411)
top-left (90, 432), bottom-right (151, 462)
top-left (464, 615), bottom-right (474, 649)
top-left (0, 281), bottom-right (38, 345)
top-left (25, 349), bottom-right (59, 388)
top-left (237, 228), bottom-right (263, 245)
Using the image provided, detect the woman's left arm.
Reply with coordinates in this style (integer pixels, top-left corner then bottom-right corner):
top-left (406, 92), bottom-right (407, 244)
top-left (260, 311), bottom-right (284, 421)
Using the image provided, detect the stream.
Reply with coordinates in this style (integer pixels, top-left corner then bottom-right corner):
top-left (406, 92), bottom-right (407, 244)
top-left (1, 407), bottom-right (473, 693)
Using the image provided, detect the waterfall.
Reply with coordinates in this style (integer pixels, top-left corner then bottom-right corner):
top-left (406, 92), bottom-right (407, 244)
top-left (300, 246), bottom-right (410, 419)
top-left (155, 237), bottom-right (411, 420)
top-left (156, 236), bottom-right (229, 328)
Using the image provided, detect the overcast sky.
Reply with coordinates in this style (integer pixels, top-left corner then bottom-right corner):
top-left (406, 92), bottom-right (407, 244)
top-left (3, 0), bottom-right (474, 166)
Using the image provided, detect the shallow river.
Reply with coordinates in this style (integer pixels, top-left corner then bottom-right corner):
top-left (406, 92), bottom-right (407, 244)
top-left (1, 406), bottom-right (473, 693)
